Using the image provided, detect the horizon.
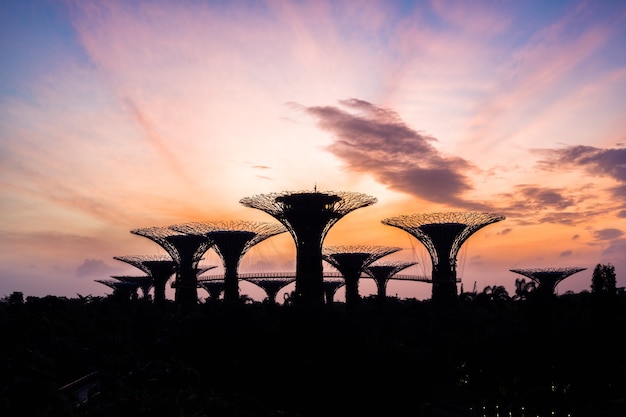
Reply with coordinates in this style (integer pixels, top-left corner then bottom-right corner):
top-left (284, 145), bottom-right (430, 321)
top-left (1, 0), bottom-right (625, 300)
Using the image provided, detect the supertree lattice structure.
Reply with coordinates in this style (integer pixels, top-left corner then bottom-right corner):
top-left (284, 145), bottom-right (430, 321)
top-left (113, 255), bottom-right (178, 304)
top-left (243, 277), bottom-right (295, 305)
top-left (322, 278), bottom-right (345, 304)
top-left (323, 245), bottom-right (402, 306)
top-left (382, 212), bottom-right (505, 303)
top-left (240, 189), bottom-right (377, 309)
top-left (130, 226), bottom-right (212, 307)
top-left (170, 220), bottom-right (287, 302)
top-left (95, 278), bottom-right (141, 300)
top-left (509, 267), bottom-right (587, 295)
top-left (365, 261), bottom-right (417, 302)
top-left (198, 278), bottom-right (225, 301)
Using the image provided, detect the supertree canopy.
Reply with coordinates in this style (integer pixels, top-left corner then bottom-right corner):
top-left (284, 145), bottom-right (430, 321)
top-left (323, 245), bottom-right (402, 306)
top-left (240, 189), bottom-right (377, 309)
top-left (170, 220), bottom-right (287, 301)
top-left (365, 261), bottom-right (417, 301)
top-left (130, 226), bottom-right (212, 307)
top-left (381, 212), bottom-right (505, 303)
top-left (510, 267), bottom-right (587, 295)
top-left (95, 278), bottom-right (141, 300)
top-left (113, 255), bottom-right (177, 305)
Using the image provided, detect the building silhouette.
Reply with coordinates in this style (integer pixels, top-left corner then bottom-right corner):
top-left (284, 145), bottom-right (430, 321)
top-left (240, 189), bottom-right (377, 309)
top-left (130, 227), bottom-right (212, 308)
top-left (365, 260), bottom-right (417, 302)
top-left (510, 267), bottom-right (587, 296)
top-left (170, 220), bottom-right (287, 302)
top-left (382, 212), bottom-right (505, 304)
top-left (323, 245), bottom-right (402, 307)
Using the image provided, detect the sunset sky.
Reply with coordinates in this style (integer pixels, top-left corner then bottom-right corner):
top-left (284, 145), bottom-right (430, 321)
top-left (1, 0), bottom-right (626, 301)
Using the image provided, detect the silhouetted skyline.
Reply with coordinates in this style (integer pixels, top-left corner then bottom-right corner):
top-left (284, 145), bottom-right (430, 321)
top-left (1, 0), bottom-right (625, 299)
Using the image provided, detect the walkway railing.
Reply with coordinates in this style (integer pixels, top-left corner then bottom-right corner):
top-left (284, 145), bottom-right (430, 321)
top-left (197, 272), bottom-right (437, 283)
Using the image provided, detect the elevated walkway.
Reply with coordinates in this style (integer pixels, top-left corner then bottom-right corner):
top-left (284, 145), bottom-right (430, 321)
top-left (197, 272), bottom-right (438, 283)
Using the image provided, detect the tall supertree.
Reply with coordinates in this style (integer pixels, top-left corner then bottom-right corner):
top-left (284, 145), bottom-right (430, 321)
top-left (170, 220), bottom-right (287, 302)
top-left (365, 261), bottom-right (417, 302)
top-left (113, 255), bottom-right (178, 304)
top-left (382, 212), bottom-right (505, 304)
top-left (323, 245), bottom-right (402, 307)
top-left (130, 227), bottom-right (212, 308)
top-left (240, 189), bottom-right (377, 309)
top-left (510, 267), bottom-right (587, 296)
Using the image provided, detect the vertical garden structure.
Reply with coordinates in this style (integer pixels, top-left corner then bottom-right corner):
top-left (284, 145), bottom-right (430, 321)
top-left (509, 267), bottom-right (587, 296)
top-left (170, 220), bottom-right (287, 302)
top-left (113, 255), bottom-right (178, 304)
top-left (365, 260), bottom-right (417, 302)
top-left (322, 245), bottom-right (402, 307)
top-left (240, 189), bottom-right (377, 309)
top-left (130, 227), bottom-right (212, 308)
top-left (382, 212), bottom-right (505, 304)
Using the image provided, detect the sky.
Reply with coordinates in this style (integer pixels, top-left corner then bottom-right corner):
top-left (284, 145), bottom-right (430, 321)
top-left (1, 0), bottom-right (626, 302)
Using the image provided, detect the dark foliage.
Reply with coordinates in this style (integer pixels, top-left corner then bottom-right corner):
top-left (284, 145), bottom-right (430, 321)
top-left (1, 292), bottom-right (625, 417)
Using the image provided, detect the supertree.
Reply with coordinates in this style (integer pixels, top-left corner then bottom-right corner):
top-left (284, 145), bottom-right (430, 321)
top-left (382, 212), bottom-right (505, 304)
top-left (170, 220), bottom-right (287, 302)
top-left (364, 261), bottom-right (417, 302)
top-left (113, 255), bottom-right (178, 304)
top-left (240, 189), bottom-right (377, 309)
top-left (130, 226), bottom-right (212, 308)
top-left (323, 245), bottom-right (402, 307)
top-left (509, 267), bottom-right (587, 296)
top-left (95, 278), bottom-right (141, 300)
top-left (243, 277), bottom-right (295, 305)
top-left (198, 279), bottom-right (225, 301)
top-left (322, 278), bottom-right (345, 304)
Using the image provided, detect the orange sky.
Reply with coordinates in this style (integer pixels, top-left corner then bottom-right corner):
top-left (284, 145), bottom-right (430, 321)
top-left (1, 0), bottom-right (625, 301)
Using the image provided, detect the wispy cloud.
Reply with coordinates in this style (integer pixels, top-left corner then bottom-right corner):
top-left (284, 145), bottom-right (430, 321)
top-left (296, 98), bottom-right (490, 210)
top-left (536, 145), bottom-right (626, 209)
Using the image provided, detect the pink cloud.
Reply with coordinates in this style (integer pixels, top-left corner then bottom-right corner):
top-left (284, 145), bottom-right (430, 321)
top-left (430, 0), bottom-right (512, 35)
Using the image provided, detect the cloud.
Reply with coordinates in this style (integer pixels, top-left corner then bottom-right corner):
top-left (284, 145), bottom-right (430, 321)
top-left (296, 98), bottom-right (487, 209)
top-left (75, 259), bottom-right (124, 278)
top-left (538, 145), bottom-right (626, 182)
top-left (537, 146), bottom-right (626, 208)
top-left (594, 228), bottom-right (624, 241)
top-left (559, 250), bottom-right (573, 257)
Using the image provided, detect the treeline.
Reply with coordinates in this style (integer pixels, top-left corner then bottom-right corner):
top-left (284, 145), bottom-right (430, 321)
top-left (1, 287), bottom-right (625, 417)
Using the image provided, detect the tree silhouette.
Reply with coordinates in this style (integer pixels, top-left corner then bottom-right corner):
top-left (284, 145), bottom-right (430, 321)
top-left (591, 263), bottom-right (616, 295)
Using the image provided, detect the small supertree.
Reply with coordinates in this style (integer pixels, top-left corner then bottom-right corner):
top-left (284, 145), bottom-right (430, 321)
top-left (113, 255), bottom-right (179, 304)
top-left (365, 261), bottom-right (417, 302)
top-left (130, 227), bottom-right (212, 307)
top-left (170, 220), bottom-right (287, 302)
top-left (382, 212), bottom-right (505, 304)
top-left (240, 189), bottom-right (377, 309)
top-left (510, 267), bottom-right (587, 296)
top-left (95, 278), bottom-right (141, 300)
top-left (243, 277), bottom-right (295, 305)
top-left (323, 245), bottom-right (402, 307)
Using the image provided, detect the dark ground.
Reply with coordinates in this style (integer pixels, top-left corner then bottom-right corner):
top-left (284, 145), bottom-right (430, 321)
top-left (1, 291), bottom-right (625, 417)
